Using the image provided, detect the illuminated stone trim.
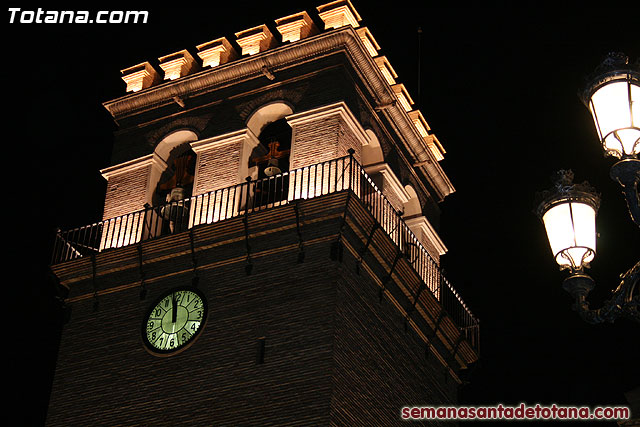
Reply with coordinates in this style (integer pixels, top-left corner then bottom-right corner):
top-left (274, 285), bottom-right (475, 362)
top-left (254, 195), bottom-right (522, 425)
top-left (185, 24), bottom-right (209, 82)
top-left (286, 101), bottom-right (369, 147)
top-left (404, 215), bottom-right (448, 256)
top-left (356, 27), bottom-right (380, 57)
top-left (275, 11), bottom-right (318, 43)
top-left (121, 62), bottom-right (160, 93)
top-left (374, 56), bottom-right (398, 86)
top-left (427, 134), bottom-right (446, 161)
top-left (189, 128), bottom-right (252, 154)
top-left (158, 50), bottom-right (199, 81)
top-left (196, 37), bottom-right (238, 68)
top-left (317, 0), bottom-right (361, 29)
top-left (100, 154), bottom-right (154, 180)
top-left (100, 155), bottom-right (155, 221)
top-left (104, 27), bottom-right (454, 199)
top-left (364, 162), bottom-right (411, 205)
top-left (235, 25), bottom-right (276, 56)
top-left (285, 101), bottom-right (368, 171)
top-left (408, 110), bottom-right (444, 161)
top-left (392, 83), bottom-right (414, 112)
top-left (189, 129), bottom-right (257, 194)
top-left (408, 110), bottom-right (430, 138)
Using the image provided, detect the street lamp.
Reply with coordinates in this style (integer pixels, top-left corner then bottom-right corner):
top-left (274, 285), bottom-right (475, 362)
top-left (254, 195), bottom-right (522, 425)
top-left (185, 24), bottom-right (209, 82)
top-left (581, 52), bottom-right (640, 225)
top-left (535, 53), bottom-right (639, 324)
top-left (537, 170), bottom-right (599, 272)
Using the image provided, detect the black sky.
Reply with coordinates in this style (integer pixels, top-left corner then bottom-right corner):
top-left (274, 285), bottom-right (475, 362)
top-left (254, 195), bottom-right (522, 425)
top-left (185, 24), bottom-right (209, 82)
top-left (9, 2), bottom-right (639, 426)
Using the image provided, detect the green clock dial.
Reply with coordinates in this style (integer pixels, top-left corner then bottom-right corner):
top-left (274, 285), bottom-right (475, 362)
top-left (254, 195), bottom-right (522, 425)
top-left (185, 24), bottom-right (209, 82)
top-left (142, 287), bottom-right (207, 355)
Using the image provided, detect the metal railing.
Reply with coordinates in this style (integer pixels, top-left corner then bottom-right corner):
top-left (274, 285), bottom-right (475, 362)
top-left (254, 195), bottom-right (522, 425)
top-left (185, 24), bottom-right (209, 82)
top-left (51, 153), bottom-right (479, 350)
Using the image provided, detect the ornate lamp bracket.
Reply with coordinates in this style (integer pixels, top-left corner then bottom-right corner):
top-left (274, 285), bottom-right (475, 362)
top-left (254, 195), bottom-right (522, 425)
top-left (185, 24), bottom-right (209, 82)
top-left (562, 262), bottom-right (639, 324)
top-left (609, 157), bottom-right (640, 226)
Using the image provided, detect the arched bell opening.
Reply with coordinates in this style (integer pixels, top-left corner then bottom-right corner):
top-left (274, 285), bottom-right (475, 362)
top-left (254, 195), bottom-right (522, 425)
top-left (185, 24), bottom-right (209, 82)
top-left (248, 118), bottom-right (292, 207)
top-left (152, 144), bottom-right (197, 234)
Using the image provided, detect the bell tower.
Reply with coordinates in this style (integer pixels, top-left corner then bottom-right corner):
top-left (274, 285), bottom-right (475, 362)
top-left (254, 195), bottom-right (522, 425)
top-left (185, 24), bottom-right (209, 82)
top-left (47, 1), bottom-right (479, 425)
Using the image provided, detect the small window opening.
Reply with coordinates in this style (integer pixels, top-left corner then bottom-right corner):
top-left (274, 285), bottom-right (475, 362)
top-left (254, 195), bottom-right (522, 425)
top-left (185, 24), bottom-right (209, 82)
top-left (256, 337), bottom-right (266, 364)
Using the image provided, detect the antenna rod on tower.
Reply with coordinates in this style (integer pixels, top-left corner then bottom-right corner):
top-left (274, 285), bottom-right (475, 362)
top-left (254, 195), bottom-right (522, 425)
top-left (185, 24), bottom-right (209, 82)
top-left (417, 26), bottom-right (422, 108)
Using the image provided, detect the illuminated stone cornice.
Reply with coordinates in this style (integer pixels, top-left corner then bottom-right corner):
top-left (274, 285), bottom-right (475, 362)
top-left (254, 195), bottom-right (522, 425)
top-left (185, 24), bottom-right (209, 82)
top-left (158, 50), bottom-right (199, 81)
top-left (364, 162), bottom-right (411, 204)
top-left (285, 101), bottom-right (369, 144)
top-left (121, 62), bottom-right (160, 93)
top-left (275, 11), bottom-right (318, 43)
top-left (103, 27), bottom-right (454, 199)
top-left (428, 134), bottom-right (446, 161)
top-left (392, 83), bottom-right (414, 112)
top-left (356, 27), bottom-right (380, 57)
top-left (235, 25), bottom-right (276, 56)
top-left (189, 128), bottom-right (253, 154)
top-left (196, 37), bottom-right (238, 68)
top-left (409, 110), bottom-right (430, 136)
top-left (317, 0), bottom-right (361, 29)
top-left (409, 110), bottom-right (445, 161)
top-left (374, 56), bottom-right (398, 86)
top-left (100, 154), bottom-right (154, 180)
top-left (404, 215), bottom-right (448, 256)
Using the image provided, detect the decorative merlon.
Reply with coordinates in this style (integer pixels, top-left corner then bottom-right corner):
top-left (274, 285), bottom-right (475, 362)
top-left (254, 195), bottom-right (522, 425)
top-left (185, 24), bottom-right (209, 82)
top-left (317, 0), bottom-right (361, 29)
top-left (408, 110), bottom-right (431, 138)
top-left (408, 110), bottom-right (444, 161)
top-left (392, 83), bottom-right (414, 112)
top-left (275, 11), bottom-right (318, 43)
top-left (374, 56), bottom-right (398, 85)
top-left (235, 25), bottom-right (277, 56)
top-left (121, 62), bottom-right (160, 93)
top-left (158, 50), bottom-right (199, 81)
top-left (356, 27), bottom-right (380, 57)
top-left (196, 37), bottom-right (238, 68)
top-left (427, 134), bottom-right (446, 161)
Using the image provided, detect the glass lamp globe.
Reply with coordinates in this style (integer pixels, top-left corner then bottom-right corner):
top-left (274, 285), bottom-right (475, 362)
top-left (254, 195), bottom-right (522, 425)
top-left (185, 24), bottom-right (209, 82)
top-left (582, 53), bottom-right (639, 158)
top-left (541, 200), bottom-right (597, 270)
top-left (536, 171), bottom-right (600, 272)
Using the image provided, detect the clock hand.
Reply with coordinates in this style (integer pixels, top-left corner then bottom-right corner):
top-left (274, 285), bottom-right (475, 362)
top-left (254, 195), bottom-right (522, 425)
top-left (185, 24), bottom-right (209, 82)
top-left (172, 293), bottom-right (177, 324)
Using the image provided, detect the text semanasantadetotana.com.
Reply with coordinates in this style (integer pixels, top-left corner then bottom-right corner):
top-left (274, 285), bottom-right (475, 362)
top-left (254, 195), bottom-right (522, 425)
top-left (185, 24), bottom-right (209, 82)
top-left (401, 403), bottom-right (630, 421)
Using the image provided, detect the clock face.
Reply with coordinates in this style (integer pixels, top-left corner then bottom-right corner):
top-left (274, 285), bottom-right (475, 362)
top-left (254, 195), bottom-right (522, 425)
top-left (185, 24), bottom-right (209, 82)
top-left (142, 287), bottom-right (207, 355)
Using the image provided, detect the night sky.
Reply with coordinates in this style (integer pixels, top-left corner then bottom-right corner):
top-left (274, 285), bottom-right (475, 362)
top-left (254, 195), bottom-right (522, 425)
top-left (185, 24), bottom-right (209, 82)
top-left (10, 2), bottom-right (638, 425)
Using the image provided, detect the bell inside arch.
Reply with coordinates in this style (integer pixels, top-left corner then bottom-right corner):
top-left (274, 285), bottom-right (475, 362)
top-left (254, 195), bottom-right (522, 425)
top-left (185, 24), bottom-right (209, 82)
top-left (250, 138), bottom-right (290, 179)
top-left (158, 151), bottom-right (196, 199)
top-left (264, 158), bottom-right (282, 177)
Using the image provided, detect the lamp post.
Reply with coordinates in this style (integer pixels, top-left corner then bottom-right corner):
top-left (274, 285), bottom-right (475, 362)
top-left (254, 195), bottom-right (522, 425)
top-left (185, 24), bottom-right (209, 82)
top-left (536, 53), bottom-right (639, 324)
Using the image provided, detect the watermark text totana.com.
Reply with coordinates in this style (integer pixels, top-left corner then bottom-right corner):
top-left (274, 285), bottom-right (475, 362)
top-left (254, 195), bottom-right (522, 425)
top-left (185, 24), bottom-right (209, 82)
top-left (8, 8), bottom-right (148, 24)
